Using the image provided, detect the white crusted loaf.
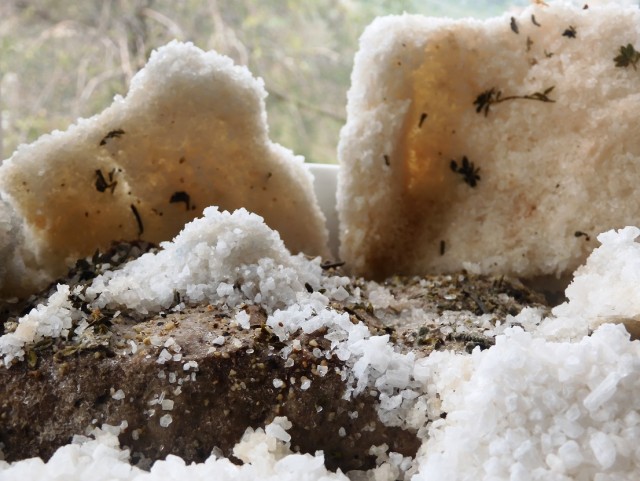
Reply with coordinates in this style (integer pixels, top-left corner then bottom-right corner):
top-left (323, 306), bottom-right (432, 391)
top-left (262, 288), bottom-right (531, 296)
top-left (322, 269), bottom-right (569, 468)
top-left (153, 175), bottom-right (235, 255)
top-left (0, 41), bottom-right (328, 298)
top-left (338, 1), bottom-right (640, 280)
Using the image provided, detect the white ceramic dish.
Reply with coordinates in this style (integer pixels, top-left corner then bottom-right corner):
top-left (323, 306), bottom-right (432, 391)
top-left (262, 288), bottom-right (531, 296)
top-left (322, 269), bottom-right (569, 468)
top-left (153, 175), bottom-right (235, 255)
top-left (307, 163), bottom-right (339, 258)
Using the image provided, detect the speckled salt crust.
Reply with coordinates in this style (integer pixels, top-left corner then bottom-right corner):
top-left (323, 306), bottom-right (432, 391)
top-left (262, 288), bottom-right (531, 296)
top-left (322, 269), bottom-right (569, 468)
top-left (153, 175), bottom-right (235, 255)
top-left (0, 40), bottom-right (328, 299)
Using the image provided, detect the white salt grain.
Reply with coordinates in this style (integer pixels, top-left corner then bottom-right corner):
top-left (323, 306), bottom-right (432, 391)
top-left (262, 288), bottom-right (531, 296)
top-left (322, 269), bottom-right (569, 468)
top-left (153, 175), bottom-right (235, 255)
top-left (183, 360), bottom-right (198, 371)
top-left (161, 399), bottom-right (174, 411)
top-left (264, 416), bottom-right (292, 443)
top-left (235, 310), bottom-right (250, 329)
top-left (590, 431), bottom-right (617, 469)
top-left (111, 389), bottom-right (125, 401)
top-left (156, 348), bottom-right (172, 364)
top-left (159, 414), bottom-right (173, 428)
top-left (273, 378), bottom-right (284, 388)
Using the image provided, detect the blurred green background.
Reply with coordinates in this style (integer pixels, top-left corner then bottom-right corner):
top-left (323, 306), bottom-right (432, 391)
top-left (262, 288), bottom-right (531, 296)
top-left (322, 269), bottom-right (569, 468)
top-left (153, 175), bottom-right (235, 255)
top-left (0, 0), bottom-right (528, 164)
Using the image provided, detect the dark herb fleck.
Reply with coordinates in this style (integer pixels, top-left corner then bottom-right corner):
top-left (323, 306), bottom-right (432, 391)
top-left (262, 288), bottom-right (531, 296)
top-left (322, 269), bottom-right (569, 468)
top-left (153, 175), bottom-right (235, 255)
top-left (130, 204), bottom-right (143, 236)
top-left (169, 191), bottom-right (191, 210)
top-left (418, 112), bottom-right (428, 128)
top-left (574, 230), bottom-right (591, 241)
top-left (583, 4), bottom-right (588, 9)
top-left (526, 36), bottom-right (533, 52)
top-left (562, 26), bottom-right (577, 38)
top-left (305, 282), bottom-right (314, 293)
top-left (531, 14), bottom-right (541, 27)
top-left (440, 240), bottom-right (446, 256)
top-left (510, 17), bottom-right (519, 34)
top-left (384, 154), bottom-right (390, 166)
top-left (544, 49), bottom-right (554, 58)
top-left (614, 44), bottom-right (640, 70)
top-left (95, 169), bottom-right (117, 194)
top-left (320, 260), bottom-right (345, 270)
top-left (450, 156), bottom-right (480, 187)
top-left (99, 129), bottom-right (125, 146)
top-left (473, 86), bottom-right (555, 117)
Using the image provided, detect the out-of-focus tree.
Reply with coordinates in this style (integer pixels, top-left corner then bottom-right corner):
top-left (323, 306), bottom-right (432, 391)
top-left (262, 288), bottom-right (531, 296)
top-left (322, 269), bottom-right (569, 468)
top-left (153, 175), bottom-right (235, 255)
top-left (0, 0), bottom-right (526, 163)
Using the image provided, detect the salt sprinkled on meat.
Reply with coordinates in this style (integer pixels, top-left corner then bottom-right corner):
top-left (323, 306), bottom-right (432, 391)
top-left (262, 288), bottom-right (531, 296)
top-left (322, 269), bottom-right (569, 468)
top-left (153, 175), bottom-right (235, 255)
top-left (2, 209), bottom-right (640, 479)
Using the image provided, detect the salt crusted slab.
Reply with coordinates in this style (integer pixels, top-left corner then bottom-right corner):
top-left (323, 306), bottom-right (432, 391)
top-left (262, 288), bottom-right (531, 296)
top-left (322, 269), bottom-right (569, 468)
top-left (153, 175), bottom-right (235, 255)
top-left (338, 1), bottom-right (640, 280)
top-left (0, 41), bottom-right (328, 299)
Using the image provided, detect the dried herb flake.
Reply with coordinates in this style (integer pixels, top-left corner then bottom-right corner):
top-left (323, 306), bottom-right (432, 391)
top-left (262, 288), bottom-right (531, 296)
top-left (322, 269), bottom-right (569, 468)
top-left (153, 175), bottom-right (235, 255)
top-left (473, 86), bottom-right (555, 117)
top-left (418, 112), bottom-right (428, 128)
top-left (574, 230), bottom-right (591, 241)
top-left (614, 44), bottom-right (640, 70)
top-left (562, 26), bottom-right (577, 38)
top-left (450, 156), bottom-right (480, 187)
top-left (95, 169), bottom-right (117, 194)
top-left (99, 129), bottom-right (125, 146)
top-left (510, 17), bottom-right (519, 34)
top-left (531, 14), bottom-right (541, 27)
top-left (130, 204), bottom-right (143, 236)
top-left (169, 191), bottom-right (191, 210)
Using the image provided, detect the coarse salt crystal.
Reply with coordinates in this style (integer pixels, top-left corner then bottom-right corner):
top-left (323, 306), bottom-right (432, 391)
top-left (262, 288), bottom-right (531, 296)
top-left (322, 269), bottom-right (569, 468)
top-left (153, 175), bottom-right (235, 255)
top-left (338, 427), bottom-right (346, 437)
top-left (235, 310), bottom-right (250, 329)
top-left (265, 416), bottom-right (292, 442)
top-left (183, 360), bottom-right (198, 371)
top-left (111, 389), bottom-right (125, 400)
top-left (273, 378), bottom-right (284, 388)
top-left (212, 336), bottom-right (225, 346)
top-left (161, 399), bottom-right (174, 411)
top-left (590, 431), bottom-right (617, 469)
top-left (157, 348), bottom-right (172, 364)
top-left (159, 414), bottom-right (173, 428)
top-left (300, 377), bottom-right (311, 390)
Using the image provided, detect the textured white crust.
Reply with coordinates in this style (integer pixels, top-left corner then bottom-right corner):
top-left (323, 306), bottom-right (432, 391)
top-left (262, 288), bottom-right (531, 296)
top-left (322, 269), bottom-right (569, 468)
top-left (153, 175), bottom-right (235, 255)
top-left (0, 41), bottom-right (328, 298)
top-left (338, 2), bottom-right (640, 280)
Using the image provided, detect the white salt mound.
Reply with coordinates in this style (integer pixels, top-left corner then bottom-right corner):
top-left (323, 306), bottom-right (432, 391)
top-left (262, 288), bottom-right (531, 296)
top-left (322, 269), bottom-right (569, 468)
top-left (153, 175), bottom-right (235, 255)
top-left (414, 324), bottom-right (640, 481)
top-left (338, 1), bottom-right (640, 280)
top-left (552, 226), bottom-right (640, 338)
top-left (0, 40), bottom-right (328, 299)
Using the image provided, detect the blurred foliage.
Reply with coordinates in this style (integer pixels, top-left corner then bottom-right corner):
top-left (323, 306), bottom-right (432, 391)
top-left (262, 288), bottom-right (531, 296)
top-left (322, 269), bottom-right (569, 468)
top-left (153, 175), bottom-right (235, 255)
top-left (0, 0), bottom-right (526, 163)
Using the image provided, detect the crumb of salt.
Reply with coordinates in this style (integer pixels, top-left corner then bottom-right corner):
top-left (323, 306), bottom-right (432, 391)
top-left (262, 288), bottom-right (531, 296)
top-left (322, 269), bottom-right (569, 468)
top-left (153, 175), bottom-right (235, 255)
top-left (159, 414), bottom-right (173, 428)
top-left (110, 389), bottom-right (125, 401)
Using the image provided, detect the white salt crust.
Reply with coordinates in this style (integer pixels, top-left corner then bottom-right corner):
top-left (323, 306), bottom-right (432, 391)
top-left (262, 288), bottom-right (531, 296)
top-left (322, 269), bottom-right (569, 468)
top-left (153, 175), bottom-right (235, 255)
top-left (337, 0), bottom-right (640, 280)
top-left (0, 40), bottom-right (328, 299)
top-left (2, 207), bottom-right (640, 480)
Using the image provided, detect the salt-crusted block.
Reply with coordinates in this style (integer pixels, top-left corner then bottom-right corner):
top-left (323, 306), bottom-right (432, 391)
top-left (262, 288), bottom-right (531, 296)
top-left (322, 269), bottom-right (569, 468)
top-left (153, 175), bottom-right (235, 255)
top-left (338, 1), bottom-right (640, 280)
top-left (0, 41), bottom-right (328, 298)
